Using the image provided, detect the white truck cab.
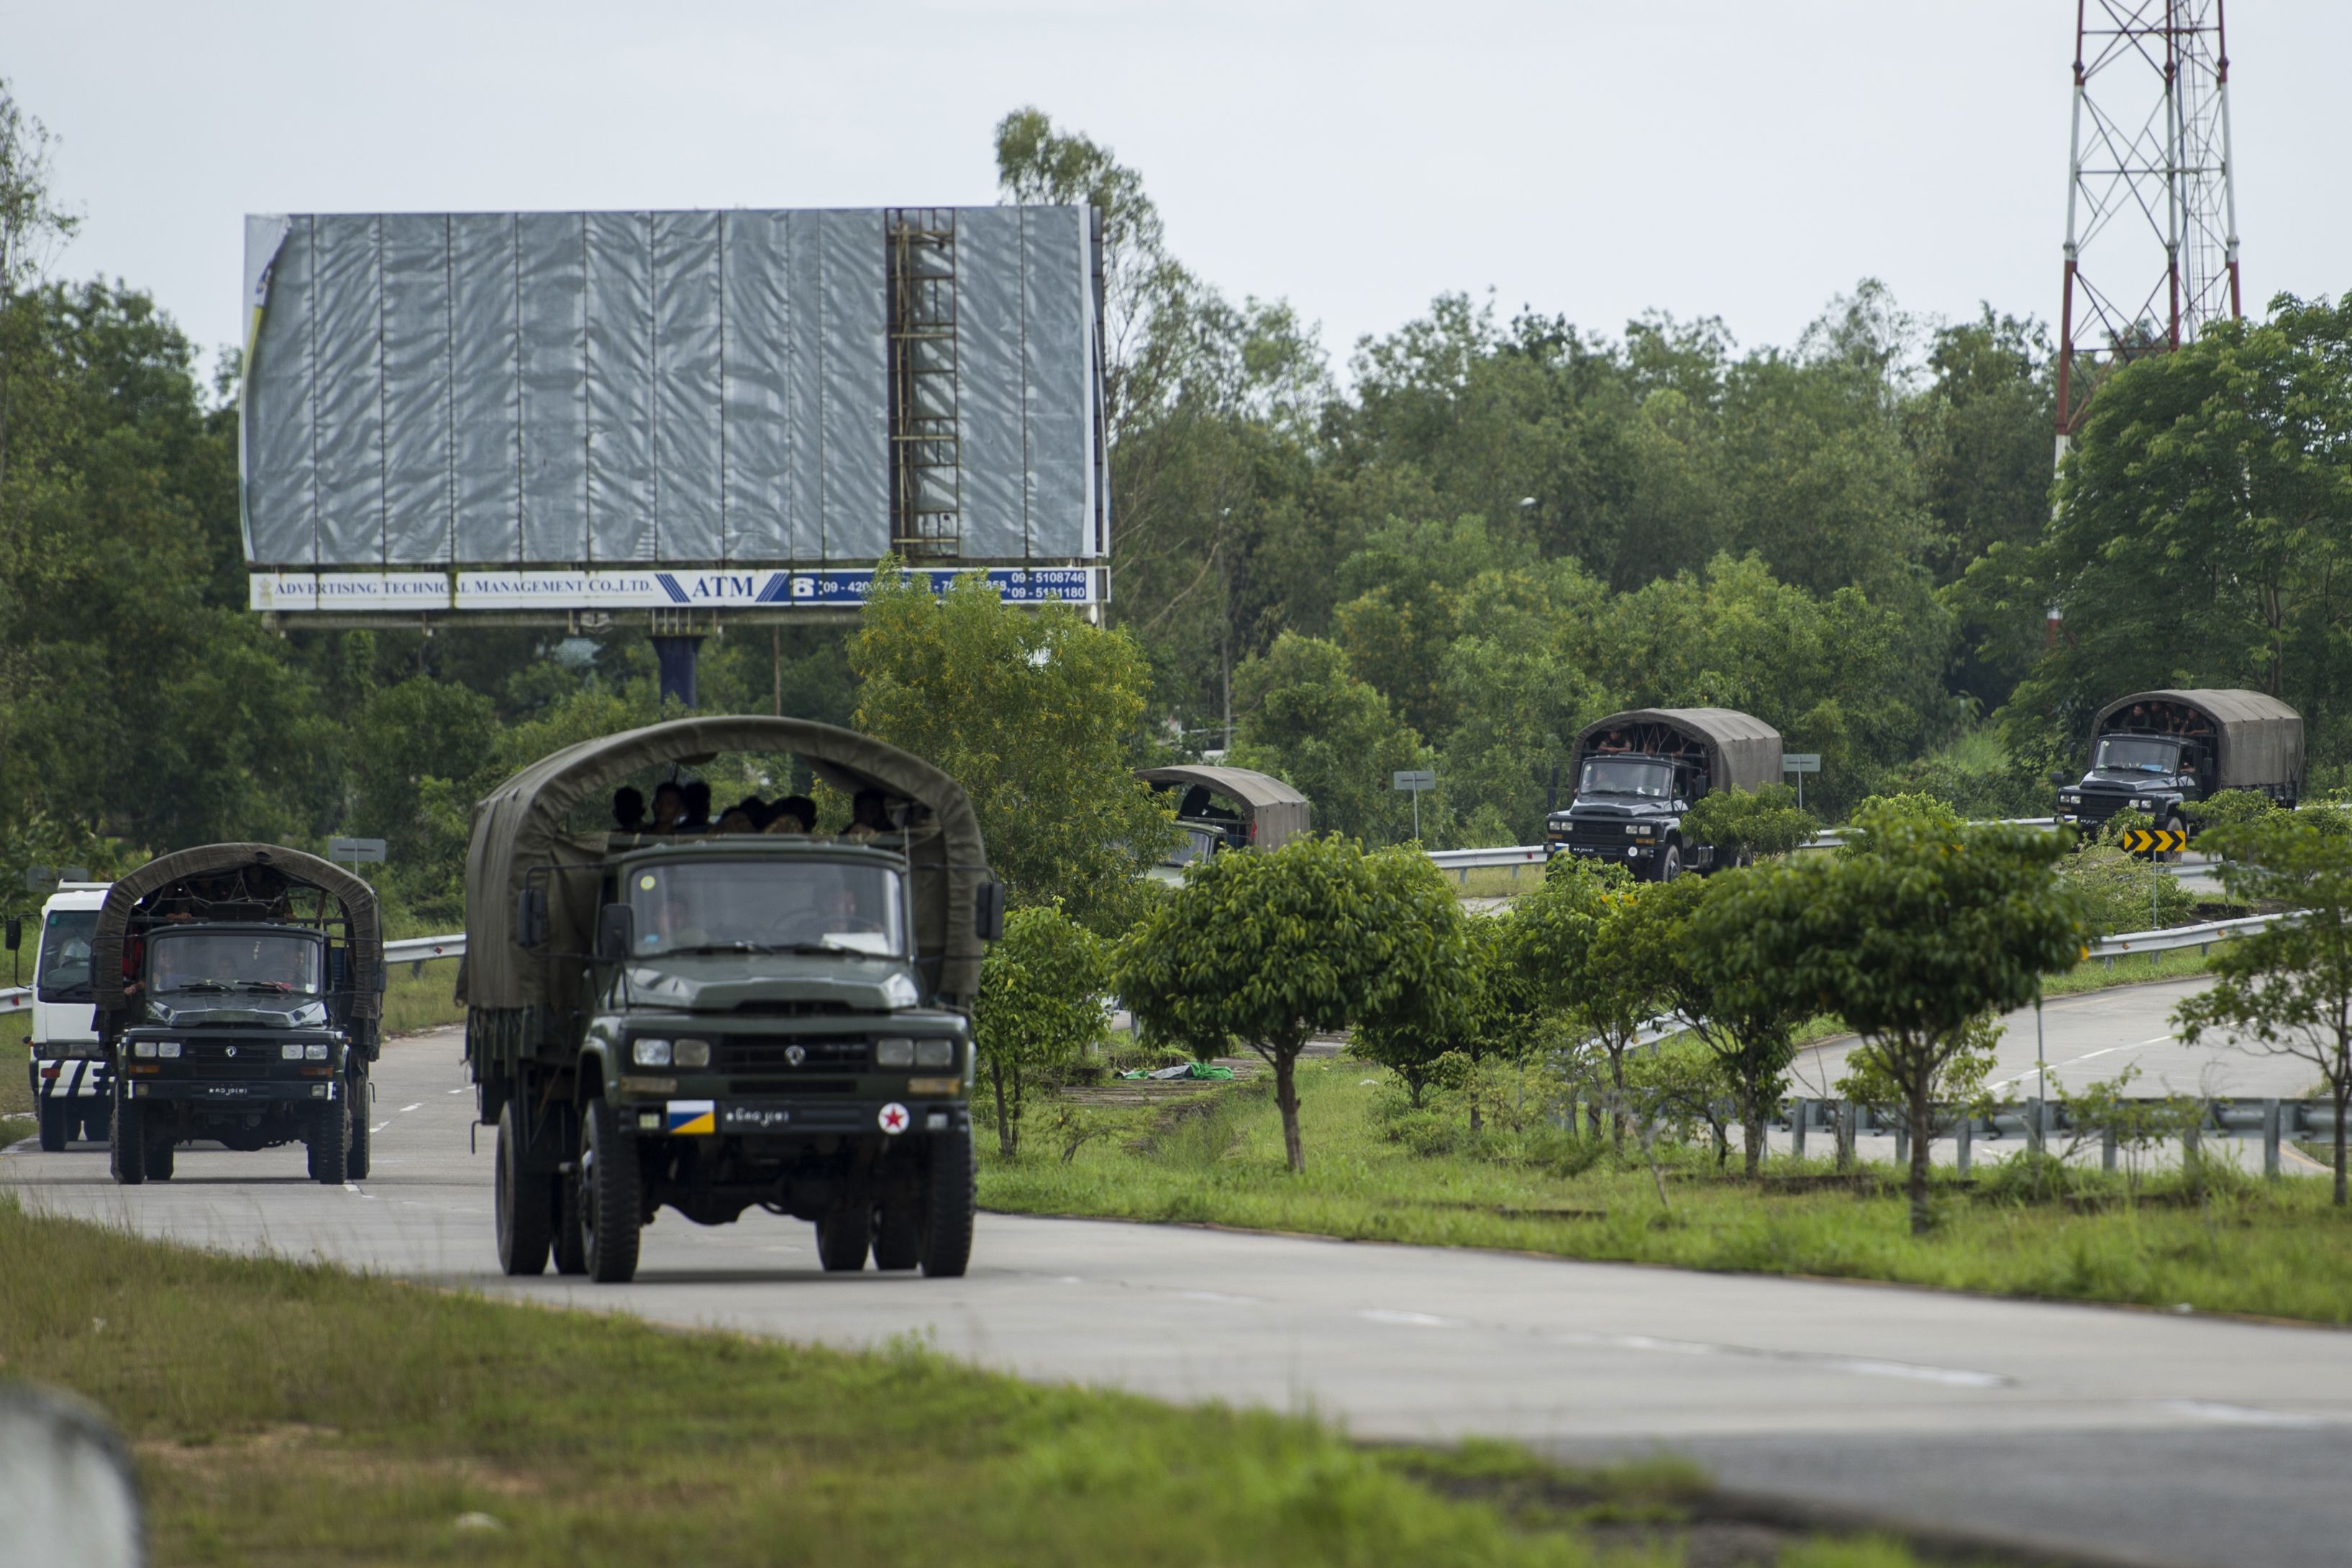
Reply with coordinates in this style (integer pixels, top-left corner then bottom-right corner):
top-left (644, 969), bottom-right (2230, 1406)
top-left (22, 884), bottom-right (111, 1151)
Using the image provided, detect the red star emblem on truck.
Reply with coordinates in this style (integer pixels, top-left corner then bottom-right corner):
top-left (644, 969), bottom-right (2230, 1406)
top-left (878, 1102), bottom-right (909, 1134)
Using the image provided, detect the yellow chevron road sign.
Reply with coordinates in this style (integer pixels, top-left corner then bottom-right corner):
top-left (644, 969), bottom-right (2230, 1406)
top-left (2120, 828), bottom-right (2188, 854)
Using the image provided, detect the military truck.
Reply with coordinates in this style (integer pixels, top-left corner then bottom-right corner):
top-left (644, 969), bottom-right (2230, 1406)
top-left (2056, 688), bottom-right (2303, 839)
top-left (90, 844), bottom-right (383, 1185)
top-left (461, 716), bottom-right (1002, 1285)
top-left (9, 881), bottom-right (113, 1151)
top-left (1542, 708), bottom-right (1783, 882)
top-left (1136, 765), bottom-right (1311, 883)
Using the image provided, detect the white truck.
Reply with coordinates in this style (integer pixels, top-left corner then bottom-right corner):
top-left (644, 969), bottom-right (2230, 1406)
top-left (11, 884), bottom-right (112, 1151)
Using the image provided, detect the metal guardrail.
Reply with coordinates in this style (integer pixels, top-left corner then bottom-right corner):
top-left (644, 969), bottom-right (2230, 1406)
top-left (1429, 819), bottom-right (2066, 877)
top-left (2088, 911), bottom-right (2279, 960)
top-left (1, 935), bottom-right (467, 1017)
top-left (1769, 1094), bottom-right (2343, 1179)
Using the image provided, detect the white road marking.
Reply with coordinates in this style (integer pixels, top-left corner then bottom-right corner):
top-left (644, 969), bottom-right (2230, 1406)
top-left (1554, 1330), bottom-right (2014, 1387)
top-left (371, 1123), bottom-right (391, 1134)
top-left (2156, 1399), bottom-right (2330, 1428)
top-left (398, 1103), bottom-right (423, 1114)
top-left (1176, 1290), bottom-right (1266, 1305)
top-left (1359, 1308), bottom-right (1460, 1328)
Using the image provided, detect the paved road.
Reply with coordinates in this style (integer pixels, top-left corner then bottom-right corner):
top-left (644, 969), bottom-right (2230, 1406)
top-left (9, 1026), bottom-right (2352, 1568)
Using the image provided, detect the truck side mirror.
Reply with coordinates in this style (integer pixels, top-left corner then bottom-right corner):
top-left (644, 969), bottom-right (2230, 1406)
top-left (595, 902), bottom-right (637, 962)
top-left (4, 916), bottom-right (18, 952)
top-left (514, 886), bottom-right (550, 952)
top-left (974, 882), bottom-right (1006, 943)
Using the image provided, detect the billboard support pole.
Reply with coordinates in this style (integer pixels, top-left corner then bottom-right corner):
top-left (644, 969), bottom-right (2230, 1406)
top-left (653, 634), bottom-right (703, 709)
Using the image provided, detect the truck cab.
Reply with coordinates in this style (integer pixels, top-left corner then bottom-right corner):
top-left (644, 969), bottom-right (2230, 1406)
top-left (1544, 707), bottom-right (1782, 882)
top-left (22, 884), bottom-right (111, 1151)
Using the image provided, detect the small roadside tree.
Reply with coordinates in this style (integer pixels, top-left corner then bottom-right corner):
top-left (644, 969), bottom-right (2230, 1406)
top-left (2174, 807), bottom-right (2352, 1204)
top-left (1352, 918), bottom-right (1485, 1111)
top-left (1505, 858), bottom-right (1653, 1151)
top-left (972, 903), bottom-right (1111, 1159)
top-left (1720, 798), bottom-right (2082, 1233)
top-left (1117, 836), bottom-right (1471, 1172)
top-left (1667, 871), bottom-right (1812, 1175)
top-left (1679, 782), bottom-right (1817, 864)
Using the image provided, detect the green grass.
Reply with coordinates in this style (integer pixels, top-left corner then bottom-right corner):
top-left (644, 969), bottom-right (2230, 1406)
top-left (985, 1060), bottom-right (2352, 1323)
top-left (1449, 865), bottom-right (1548, 901)
top-left (382, 956), bottom-right (465, 1036)
top-left (0, 1200), bottom-right (1961, 1568)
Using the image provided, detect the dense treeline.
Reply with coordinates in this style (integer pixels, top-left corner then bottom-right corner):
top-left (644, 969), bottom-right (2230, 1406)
top-left (3, 86), bottom-right (2348, 931)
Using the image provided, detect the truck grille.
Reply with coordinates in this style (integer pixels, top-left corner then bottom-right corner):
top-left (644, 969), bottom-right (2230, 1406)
top-left (726, 1077), bottom-right (856, 1096)
top-left (714, 1038), bottom-right (870, 1072)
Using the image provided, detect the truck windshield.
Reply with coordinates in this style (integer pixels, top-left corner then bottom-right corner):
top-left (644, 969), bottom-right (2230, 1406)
top-left (630, 859), bottom-right (906, 959)
top-left (1580, 758), bottom-right (1676, 800)
top-left (149, 930), bottom-right (324, 995)
top-left (37, 910), bottom-right (98, 995)
top-left (2093, 736), bottom-right (2183, 774)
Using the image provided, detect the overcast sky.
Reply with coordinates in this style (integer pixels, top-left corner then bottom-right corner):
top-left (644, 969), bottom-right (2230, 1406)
top-left (8, 0), bottom-right (2348, 384)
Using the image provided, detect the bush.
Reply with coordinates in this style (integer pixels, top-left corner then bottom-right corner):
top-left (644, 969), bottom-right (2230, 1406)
top-left (2061, 842), bottom-right (2196, 936)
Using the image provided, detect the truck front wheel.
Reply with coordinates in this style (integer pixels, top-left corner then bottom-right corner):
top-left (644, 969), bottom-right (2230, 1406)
top-left (345, 1070), bottom-right (370, 1180)
top-left (109, 1094), bottom-right (145, 1184)
top-left (816, 1195), bottom-right (872, 1272)
top-left (495, 1103), bottom-right (552, 1277)
top-left (1654, 844), bottom-right (1682, 884)
top-left (580, 1098), bottom-right (643, 1284)
top-left (919, 1123), bottom-right (975, 1278)
top-left (307, 1097), bottom-right (349, 1184)
top-left (37, 1095), bottom-right (68, 1153)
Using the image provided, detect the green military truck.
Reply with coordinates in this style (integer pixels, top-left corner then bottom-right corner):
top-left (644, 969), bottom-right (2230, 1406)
top-left (2056, 688), bottom-right (2304, 839)
top-left (90, 844), bottom-right (383, 1185)
top-left (1542, 707), bottom-right (1784, 882)
top-left (461, 716), bottom-right (1003, 1285)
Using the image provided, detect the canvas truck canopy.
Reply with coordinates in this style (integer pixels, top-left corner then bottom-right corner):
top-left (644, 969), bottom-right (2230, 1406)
top-left (1572, 708), bottom-right (1783, 796)
top-left (2090, 689), bottom-right (2304, 791)
top-left (1135, 765), bottom-right (1312, 852)
top-left (462, 716), bottom-right (990, 1011)
top-left (89, 843), bottom-right (381, 1020)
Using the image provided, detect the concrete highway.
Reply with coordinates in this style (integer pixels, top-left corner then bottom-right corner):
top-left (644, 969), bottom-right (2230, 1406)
top-left (9, 1023), bottom-right (2352, 1568)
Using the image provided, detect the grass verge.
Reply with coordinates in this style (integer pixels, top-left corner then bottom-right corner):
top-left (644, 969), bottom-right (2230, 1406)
top-left (382, 957), bottom-right (465, 1036)
top-left (0, 1200), bottom-right (1969, 1568)
top-left (985, 1060), bottom-right (2352, 1323)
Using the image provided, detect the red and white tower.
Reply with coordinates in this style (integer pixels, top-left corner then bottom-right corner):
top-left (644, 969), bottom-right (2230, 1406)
top-left (2055, 0), bottom-right (2242, 455)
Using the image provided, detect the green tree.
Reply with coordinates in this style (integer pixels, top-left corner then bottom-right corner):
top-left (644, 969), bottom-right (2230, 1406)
top-left (1116, 836), bottom-right (1469, 1171)
top-left (973, 903), bottom-right (1110, 1159)
top-left (1713, 798), bottom-right (2081, 1232)
top-left (1505, 858), bottom-right (1652, 1149)
top-left (1662, 872), bottom-right (1812, 1174)
top-left (1229, 632), bottom-right (1437, 846)
top-left (1982, 294), bottom-right (2352, 765)
top-left (851, 570), bottom-right (1175, 931)
top-left (1679, 783), bottom-right (1815, 864)
top-left (2174, 807), bottom-right (2352, 1203)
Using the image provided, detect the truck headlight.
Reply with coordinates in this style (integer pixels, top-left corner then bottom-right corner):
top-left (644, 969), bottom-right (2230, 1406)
top-left (132, 1040), bottom-right (157, 1059)
top-left (672, 1039), bottom-right (710, 1069)
top-left (306, 1042), bottom-right (329, 1061)
top-left (875, 1038), bottom-right (914, 1067)
top-left (632, 1038), bottom-right (672, 1067)
top-left (157, 1040), bottom-right (181, 1059)
top-left (282, 1042), bottom-right (305, 1060)
top-left (2129, 798), bottom-right (2150, 808)
top-left (915, 1039), bottom-right (955, 1069)
top-left (2059, 793), bottom-right (2081, 804)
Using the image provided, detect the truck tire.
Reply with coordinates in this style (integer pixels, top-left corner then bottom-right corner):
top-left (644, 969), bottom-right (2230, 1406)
top-left (872, 1193), bottom-right (921, 1271)
top-left (81, 1098), bottom-right (111, 1146)
top-left (580, 1097), bottom-right (642, 1285)
top-left (1655, 844), bottom-right (1682, 884)
top-left (307, 1097), bottom-right (349, 1185)
top-left (111, 1095), bottom-right (147, 1186)
top-left (495, 1102), bottom-right (552, 1277)
top-left (37, 1096), bottom-right (68, 1153)
top-left (345, 1070), bottom-right (370, 1180)
top-left (919, 1124), bottom-right (975, 1278)
top-left (816, 1196), bottom-right (872, 1272)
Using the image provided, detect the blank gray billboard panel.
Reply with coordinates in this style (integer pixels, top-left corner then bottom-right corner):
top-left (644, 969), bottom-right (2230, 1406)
top-left (240, 205), bottom-right (1104, 580)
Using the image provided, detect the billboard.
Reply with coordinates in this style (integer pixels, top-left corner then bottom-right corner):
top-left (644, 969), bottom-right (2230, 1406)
top-left (239, 206), bottom-right (1108, 618)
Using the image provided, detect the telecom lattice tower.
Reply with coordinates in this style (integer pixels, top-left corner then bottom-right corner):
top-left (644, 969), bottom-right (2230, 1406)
top-left (2055, 0), bottom-right (2242, 457)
